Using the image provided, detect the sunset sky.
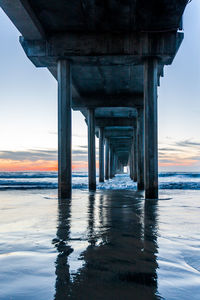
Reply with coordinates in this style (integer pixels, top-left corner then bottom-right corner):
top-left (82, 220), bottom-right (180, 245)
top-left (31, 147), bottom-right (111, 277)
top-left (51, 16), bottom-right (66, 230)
top-left (0, 1), bottom-right (200, 172)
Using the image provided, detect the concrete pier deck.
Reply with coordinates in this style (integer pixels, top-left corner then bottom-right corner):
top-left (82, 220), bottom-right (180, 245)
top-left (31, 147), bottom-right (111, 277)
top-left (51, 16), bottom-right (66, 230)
top-left (0, 0), bottom-right (189, 198)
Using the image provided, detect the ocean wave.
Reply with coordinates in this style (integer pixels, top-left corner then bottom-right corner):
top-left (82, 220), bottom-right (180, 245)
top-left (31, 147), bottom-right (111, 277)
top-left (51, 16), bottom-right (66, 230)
top-left (160, 182), bottom-right (200, 190)
top-left (0, 172), bottom-right (200, 190)
top-left (159, 172), bottom-right (200, 178)
top-left (1, 181), bottom-right (200, 190)
top-left (0, 171), bottom-right (199, 179)
top-left (0, 172), bottom-right (88, 179)
top-left (0, 172), bottom-right (57, 179)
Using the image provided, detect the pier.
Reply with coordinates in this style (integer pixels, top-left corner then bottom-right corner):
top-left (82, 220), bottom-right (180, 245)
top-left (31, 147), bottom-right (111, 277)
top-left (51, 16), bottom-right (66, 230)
top-left (0, 0), bottom-right (188, 199)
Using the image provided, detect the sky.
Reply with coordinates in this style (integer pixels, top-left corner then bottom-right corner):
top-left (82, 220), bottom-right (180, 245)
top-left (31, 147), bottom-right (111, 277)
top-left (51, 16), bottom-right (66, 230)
top-left (0, 1), bottom-right (200, 172)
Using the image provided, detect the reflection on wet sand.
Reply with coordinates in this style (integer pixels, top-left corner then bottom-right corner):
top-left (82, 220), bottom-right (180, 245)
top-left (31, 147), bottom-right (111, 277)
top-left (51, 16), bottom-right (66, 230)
top-left (54, 191), bottom-right (160, 299)
top-left (54, 199), bottom-right (72, 300)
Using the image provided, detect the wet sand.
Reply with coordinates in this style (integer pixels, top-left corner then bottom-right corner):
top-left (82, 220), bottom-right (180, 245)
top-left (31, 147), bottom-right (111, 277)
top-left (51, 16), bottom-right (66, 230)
top-left (0, 188), bottom-right (200, 299)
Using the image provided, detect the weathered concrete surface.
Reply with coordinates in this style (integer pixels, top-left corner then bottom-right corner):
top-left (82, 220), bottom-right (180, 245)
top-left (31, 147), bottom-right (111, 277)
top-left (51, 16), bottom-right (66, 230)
top-left (0, 0), bottom-right (188, 198)
top-left (137, 108), bottom-right (145, 190)
top-left (20, 32), bottom-right (184, 66)
top-left (105, 138), bottom-right (110, 180)
top-left (57, 60), bottom-right (72, 199)
top-left (1, 0), bottom-right (187, 34)
top-left (144, 59), bottom-right (158, 199)
top-left (99, 127), bottom-right (104, 183)
top-left (88, 109), bottom-right (96, 191)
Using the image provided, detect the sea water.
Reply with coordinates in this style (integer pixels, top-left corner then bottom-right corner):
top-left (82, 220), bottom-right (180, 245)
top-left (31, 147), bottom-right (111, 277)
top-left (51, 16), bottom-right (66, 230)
top-left (0, 173), bottom-right (200, 299)
top-left (0, 171), bottom-right (200, 190)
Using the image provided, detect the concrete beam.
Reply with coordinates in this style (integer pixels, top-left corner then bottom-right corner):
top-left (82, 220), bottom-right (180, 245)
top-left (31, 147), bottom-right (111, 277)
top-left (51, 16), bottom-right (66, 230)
top-left (104, 128), bottom-right (134, 138)
top-left (95, 117), bottom-right (136, 127)
top-left (20, 32), bottom-right (184, 67)
top-left (72, 94), bottom-right (143, 109)
top-left (0, 0), bottom-right (45, 39)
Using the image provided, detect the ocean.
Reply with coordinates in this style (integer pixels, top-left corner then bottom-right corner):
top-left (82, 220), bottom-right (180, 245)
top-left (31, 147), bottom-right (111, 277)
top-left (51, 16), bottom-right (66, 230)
top-left (0, 173), bottom-right (200, 299)
top-left (0, 171), bottom-right (200, 190)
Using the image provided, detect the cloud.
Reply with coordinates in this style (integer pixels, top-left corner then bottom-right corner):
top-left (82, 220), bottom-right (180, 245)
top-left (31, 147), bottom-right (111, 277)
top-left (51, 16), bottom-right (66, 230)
top-left (159, 147), bottom-right (184, 152)
top-left (0, 149), bottom-right (57, 161)
top-left (158, 138), bottom-right (200, 168)
top-left (48, 130), bottom-right (57, 135)
top-left (72, 149), bottom-right (87, 155)
top-left (0, 148), bottom-right (91, 171)
top-left (175, 139), bottom-right (200, 148)
top-left (73, 133), bottom-right (87, 138)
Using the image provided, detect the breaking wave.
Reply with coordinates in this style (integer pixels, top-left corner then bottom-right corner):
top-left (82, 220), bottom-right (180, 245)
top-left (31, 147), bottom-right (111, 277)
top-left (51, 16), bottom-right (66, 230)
top-left (0, 172), bottom-right (200, 190)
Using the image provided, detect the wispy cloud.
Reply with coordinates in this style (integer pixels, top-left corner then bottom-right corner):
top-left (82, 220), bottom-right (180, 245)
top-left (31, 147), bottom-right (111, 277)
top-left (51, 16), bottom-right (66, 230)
top-left (48, 130), bottom-right (57, 135)
top-left (175, 139), bottom-right (200, 148)
top-left (0, 149), bottom-right (57, 161)
top-left (0, 148), bottom-right (90, 171)
top-left (158, 139), bottom-right (200, 168)
top-left (72, 149), bottom-right (87, 155)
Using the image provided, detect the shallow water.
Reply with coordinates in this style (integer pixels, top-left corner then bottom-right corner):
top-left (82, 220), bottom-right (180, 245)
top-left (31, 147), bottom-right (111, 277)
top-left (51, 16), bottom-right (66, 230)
top-left (1, 171), bottom-right (200, 190)
top-left (0, 183), bottom-right (200, 299)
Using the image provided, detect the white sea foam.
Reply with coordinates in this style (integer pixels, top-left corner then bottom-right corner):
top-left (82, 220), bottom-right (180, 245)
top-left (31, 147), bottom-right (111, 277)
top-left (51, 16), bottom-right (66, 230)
top-left (0, 172), bottom-right (200, 190)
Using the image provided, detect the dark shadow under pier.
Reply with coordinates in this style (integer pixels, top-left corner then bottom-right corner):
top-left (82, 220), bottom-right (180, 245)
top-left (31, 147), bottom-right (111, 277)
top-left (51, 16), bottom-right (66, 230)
top-left (54, 190), bottom-right (160, 300)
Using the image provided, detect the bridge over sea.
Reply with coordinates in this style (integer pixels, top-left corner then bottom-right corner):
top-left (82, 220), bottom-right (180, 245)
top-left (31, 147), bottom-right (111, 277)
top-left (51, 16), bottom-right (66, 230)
top-left (0, 0), bottom-right (189, 199)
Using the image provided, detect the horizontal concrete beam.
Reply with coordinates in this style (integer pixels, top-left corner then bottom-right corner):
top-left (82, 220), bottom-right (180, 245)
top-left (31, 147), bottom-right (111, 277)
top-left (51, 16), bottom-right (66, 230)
top-left (0, 0), bottom-right (45, 39)
top-left (111, 145), bottom-right (132, 151)
top-left (104, 129), bottom-right (134, 138)
top-left (108, 135), bottom-right (133, 139)
top-left (20, 31), bottom-right (183, 67)
top-left (96, 128), bottom-right (134, 138)
top-left (72, 94), bottom-right (143, 109)
top-left (95, 117), bottom-right (136, 127)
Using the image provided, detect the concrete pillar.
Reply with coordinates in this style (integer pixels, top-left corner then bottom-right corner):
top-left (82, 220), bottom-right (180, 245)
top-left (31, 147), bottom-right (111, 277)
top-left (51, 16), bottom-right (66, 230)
top-left (144, 58), bottom-right (158, 199)
top-left (105, 138), bottom-right (110, 180)
top-left (133, 131), bottom-right (137, 182)
top-left (113, 154), bottom-right (116, 177)
top-left (88, 108), bottom-right (96, 191)
top-left (109, 147), bottom-right (113, 179)
top-left (129, 148), bottom-right (134, 180)
top-left (137, 108), bottom-right (145, 190)
top-left (57, 60), bottom-right (72, 199)
top-left (99, 127), bottom-right (104, 182)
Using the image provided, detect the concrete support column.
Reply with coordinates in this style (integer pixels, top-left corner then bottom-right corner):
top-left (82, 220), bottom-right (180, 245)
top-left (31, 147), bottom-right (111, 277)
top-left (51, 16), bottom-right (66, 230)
top-left (137, 108), bottom-right (145, 190)
top-left (88, 108), bottom-right (96, 191)
top-left (99, 127), bottom-right (104, 182)
top-left (133, 131), bottom-right (137, 182)
top-left (109, 147), bottom-right (113, 179)
top-left (105, 138), bottom-right (110, 180)
top-left (144, 58), bottom-right (158, 199)
top-left (129, 147), bottom-right (134, 180)
top-left (57, 60), bottom-right (72, 199)
top-left (113, 154), bottom-right (116, 177)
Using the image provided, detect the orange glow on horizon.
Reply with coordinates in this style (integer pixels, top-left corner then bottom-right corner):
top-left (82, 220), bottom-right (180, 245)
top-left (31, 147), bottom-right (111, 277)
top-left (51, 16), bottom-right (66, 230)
top-left (0, 157), bottom-right (197, 172)
top-left (158, 160), bottom-right (196, 167)
top-left (0, 159), bottom-right (88, 172)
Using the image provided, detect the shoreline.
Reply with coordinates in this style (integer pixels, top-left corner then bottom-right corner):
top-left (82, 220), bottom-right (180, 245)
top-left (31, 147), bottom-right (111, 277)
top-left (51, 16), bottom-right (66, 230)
top-left (0, 188), bottom-right (200, 299)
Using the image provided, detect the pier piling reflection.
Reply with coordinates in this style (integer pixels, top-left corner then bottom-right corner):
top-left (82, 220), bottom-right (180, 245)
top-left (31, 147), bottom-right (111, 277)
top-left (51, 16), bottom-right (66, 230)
top-left (54, 191), bottom-right (161, 299)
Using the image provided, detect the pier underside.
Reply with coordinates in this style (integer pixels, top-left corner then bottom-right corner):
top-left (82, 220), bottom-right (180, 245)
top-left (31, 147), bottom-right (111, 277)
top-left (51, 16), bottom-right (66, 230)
top-left (0, 0), bottom-right (188, 198)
